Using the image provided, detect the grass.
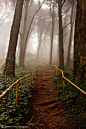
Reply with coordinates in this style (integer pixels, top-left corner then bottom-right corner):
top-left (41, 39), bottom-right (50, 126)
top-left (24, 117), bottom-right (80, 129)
top-left (53, 68), bottom-right (86, 129)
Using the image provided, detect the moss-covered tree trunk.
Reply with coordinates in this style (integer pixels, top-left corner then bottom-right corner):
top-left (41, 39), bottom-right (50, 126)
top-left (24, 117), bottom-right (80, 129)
top-left (73, 0), bottom-right (86, 83)
top-left (3, 0), bottom-right (24, 76)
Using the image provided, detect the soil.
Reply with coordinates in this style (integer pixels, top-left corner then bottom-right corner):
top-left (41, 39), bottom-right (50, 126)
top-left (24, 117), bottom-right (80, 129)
top-left (21, 69), bottom-right (76, 129)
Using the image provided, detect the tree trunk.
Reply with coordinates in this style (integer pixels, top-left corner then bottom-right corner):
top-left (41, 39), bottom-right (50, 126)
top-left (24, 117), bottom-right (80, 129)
top-left (36, 43), bottom-right (40, 59)
top-left (39, 22), bottom-right (50, 59)
top-left (19, 1), bottom-right (44, 67)
top-left (66, 0), bottom-right (74, 68)
top-left (57, 41), bottom-right (59, 66)
top-left (36, 17), bottom-right (46, 60)
top-left (73, 0), bottom-right (86, 83)
top-left (19, 33), bottom-right (24, 67)
top-left (3, 0), bottom-right (24, 76)
top-left (58, 0), bottom-right (64, 70)
top-left (36, 32), bottom-right (42, 59)
top-left (63, 13), bottom-right (67, 67)
top-left (36, 24), bottom-right (42, 60)
top-left (19, 0), bottom-right (29, 67)
top-left (49, 2), bottom-right (54, 65)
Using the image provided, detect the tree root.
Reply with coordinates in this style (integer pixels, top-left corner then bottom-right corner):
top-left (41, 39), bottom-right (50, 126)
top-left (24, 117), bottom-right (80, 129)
top-left (37, 100), bottom-right (57, 106)
top-left (26, 116), bottom-right (34, 125)
top-left (51, 109), bottom-right (65, 116)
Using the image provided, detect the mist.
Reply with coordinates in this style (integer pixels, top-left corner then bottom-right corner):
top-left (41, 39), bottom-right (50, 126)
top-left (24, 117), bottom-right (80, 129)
top-left (0, 0), bottom-right (76, 69)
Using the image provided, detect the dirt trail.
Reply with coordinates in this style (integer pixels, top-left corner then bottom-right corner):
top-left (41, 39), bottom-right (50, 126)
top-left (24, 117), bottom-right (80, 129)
top-left (21, 70), bottom-right (76, 129)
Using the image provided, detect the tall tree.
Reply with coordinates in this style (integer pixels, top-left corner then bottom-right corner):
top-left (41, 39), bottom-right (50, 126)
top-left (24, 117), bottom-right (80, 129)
top-left (58, 0), bottom-right (64, 70)
top-left (73, 0), bottom-right (86, 83)
top-left (19, 0), bottom-right (29, 67)
top-left (49, 1), bottom-right (55, 65)
top-left (3, 0), bottom-right (24, 76)
top-left (66, 0), bottom-right (75, 67)
top-left (36, 17), bottom-right (45, 59)
top-left (19, 1), bottom-right (44, 67)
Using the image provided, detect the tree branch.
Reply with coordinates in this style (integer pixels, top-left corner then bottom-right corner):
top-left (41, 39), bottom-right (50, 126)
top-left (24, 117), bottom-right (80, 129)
top-left (63, 32), bottom-right (68, 37)
top-left (62, 6), bottom-right (70, 16)
top-left (63, 22), bottom-right (71, 28)
top-left (57, 32), bottom-right (68, 37)
top-left (24, 0), bottom-right (45, 50)
top-left (61, 0), bottom-right (66, 7)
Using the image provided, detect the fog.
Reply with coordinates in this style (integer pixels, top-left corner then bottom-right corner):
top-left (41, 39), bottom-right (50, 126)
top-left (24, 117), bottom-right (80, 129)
top-left (0, 0), bottom-right (76, 68)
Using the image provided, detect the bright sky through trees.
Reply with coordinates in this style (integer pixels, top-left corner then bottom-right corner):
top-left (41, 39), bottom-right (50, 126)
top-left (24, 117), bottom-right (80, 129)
top-left (34, 0), bottom-right (49, 9)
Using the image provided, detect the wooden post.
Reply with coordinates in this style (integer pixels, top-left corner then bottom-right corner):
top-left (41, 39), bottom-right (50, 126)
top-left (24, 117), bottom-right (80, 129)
top-left (36, 67), bottom-right (37, 75)
top-left (62, 72), bottom-right (65, 91)
top-left (16, 81), bottom-right (19, 106)
top-left (39, 66), bottom-right (40, 72)
top-left (33, 69), bottom-right (34, 79)
top-left (30, 74), bottom-right (33, 85)
top-left (37, 66), bottom-right (38, 73)
top-left (56, 68), bottom-right (58, 75)
top-left (40, 66), bottom-right (41, 72)
top-left (62, 77), bottom-right (65, 91)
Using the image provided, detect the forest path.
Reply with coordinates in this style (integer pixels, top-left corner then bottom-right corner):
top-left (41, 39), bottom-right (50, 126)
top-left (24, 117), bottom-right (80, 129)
top-left (21, 69), bottom-right (75, 129)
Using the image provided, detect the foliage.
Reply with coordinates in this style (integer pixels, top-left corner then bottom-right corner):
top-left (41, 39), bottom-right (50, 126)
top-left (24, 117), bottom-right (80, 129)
top-left (0, 59), bottom-right (42, 127)
top-left (0, 74), bottom-right (34, 126)
top-left (53, 69), bottom-right (86, 129)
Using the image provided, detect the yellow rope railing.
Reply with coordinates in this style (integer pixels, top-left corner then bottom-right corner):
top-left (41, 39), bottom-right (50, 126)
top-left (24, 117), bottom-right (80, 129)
top-left (0, 65), bottom-right (45, 106)
top-left (55, 66), bottom-right (86, 95)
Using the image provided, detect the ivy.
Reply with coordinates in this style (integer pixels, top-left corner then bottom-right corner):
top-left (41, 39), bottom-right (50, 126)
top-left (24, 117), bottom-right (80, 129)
top-left (53, 68), bottom-right (86, 129)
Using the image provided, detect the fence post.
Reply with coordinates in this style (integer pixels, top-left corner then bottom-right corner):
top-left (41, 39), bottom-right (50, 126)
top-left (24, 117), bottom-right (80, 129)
top-left (36, 66), bottom-right (38, 75)
top-left (31, 74), bottom-right (33, 85)
top-left (62, 78), bottom-right (65, 91)
top-left (38, 66), bottom-right (40, 73)
top-left (33, 69), bottom-right (34, 79)
top-left (56, 68), bottom-right (58, 75)
top-left (16, 81), bottom-right (19, 106)
top-left (39, 66), bottom-right (41, 72)
top-left (40, 66), bottom-right (42, 72)
top-left (62, 72), bottom-right (65, 91)
top-left (38, 66), bottom-right (41, 73)
top-left (37, 66), bottom-right (38, 73)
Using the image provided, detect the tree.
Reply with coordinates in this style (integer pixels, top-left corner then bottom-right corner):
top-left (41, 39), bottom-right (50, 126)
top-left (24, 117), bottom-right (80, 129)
top-left (66, 0), bottom-right (75, 67)
top-left (73, 0), bottom-right (86, 83)
top-left (49, 1), bottom-right (55, 65)
top-left (19, 0), bottom-right (29, 67)
top-left (3, 0), bottom-right (24, 76)
top-left (40, 21), bottom-right (51, 59)
top-left (58, 0), bottom-right (64, 70)
top-left (36, 17), bottom-right (45, 59)
top-left (19, 0), bottom-right (44, 68)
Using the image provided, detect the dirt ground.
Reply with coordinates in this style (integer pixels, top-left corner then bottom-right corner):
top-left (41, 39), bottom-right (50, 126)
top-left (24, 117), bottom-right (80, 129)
top-left (21, 69), bottom-right (76, 129)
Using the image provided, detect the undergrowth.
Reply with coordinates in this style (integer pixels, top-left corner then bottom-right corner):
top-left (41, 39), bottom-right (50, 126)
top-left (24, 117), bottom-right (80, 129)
top-left (0, 59), bottom-right (45, 128)
top-left (53, 69), bottom-right (86, 129)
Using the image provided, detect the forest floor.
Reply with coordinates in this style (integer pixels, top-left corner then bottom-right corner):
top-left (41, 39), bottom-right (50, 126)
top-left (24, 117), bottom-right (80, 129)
top-left (20, 69), bottom-right (76, 129)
